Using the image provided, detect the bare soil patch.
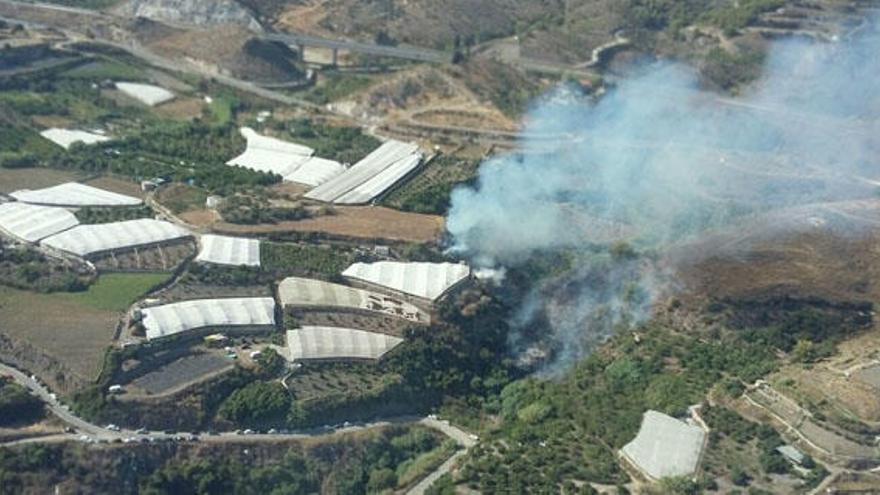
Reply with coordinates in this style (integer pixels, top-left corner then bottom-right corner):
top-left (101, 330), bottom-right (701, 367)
top-left (153, 97), bottom-right (205, 121)
top-left (215, 206), bottom-right (444, 242)
top-left (83, 175), bottom-right (146, 199)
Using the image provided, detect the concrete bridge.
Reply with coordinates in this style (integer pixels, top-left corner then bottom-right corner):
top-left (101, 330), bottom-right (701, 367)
top-left (261, 32), bottom-right (454, 65)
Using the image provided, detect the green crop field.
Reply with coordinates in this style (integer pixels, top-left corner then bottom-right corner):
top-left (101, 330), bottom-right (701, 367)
top-left (55, 272), bottom-right (169, 312)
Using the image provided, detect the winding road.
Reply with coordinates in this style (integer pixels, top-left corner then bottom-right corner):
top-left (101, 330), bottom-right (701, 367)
top-left (0, 361), bottom-right (475, 491)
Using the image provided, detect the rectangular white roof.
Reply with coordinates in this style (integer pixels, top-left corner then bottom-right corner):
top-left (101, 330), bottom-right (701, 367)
top-left (286, 326), bottom-right (403, 361)
top-left (0, 202), bottom-right (79, 243)
top-left (334, 153), bottom-right (421, 205)
top-left (283, 156), bottom-right (346, 187)
top-left (226, 127), bottom-right (314, 177)
top-left (620, 410), bottom-right (706, 480)
top-left (40, 128), bottom-right (111, 149)
top-left (196, 234), bottom-right (260, 267)
top-left (115, 82), bottom-right (176, 106)
top-left (278, 277), bottom-right (426, 322)
top-left (342, 261), bottom-right (471, 301)
top-left (142, 297), bottom-right (276, 340)
top-left (304, 140), bottom-right (419, 203)
top-left (10, 182), bottom-right (142, 207)
top-left (41, 218), bottom-right (191, 257)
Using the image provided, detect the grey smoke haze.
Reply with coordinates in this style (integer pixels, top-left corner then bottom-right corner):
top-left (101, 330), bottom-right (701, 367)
top-left (446, 23), bottom-right (880, 371)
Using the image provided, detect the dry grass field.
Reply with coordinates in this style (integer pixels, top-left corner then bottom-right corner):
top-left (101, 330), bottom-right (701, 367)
top-left (0, 168), bottom-right (85, 194)
top-left (0, 287), bottom-right (119, 382)
top-left (216, 206), bottom-right (444, 242)
top-left (83, 175), bottom-right (146, 199)
top-left (0, 273), bottom-right (168, 382)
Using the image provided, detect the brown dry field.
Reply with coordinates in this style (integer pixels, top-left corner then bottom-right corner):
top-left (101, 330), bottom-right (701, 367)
top-left (0, 287), bottom-right (118, 382)
top-left (154, 97), bottom-right (205, 121)
top-left (215, 206), bottom-right (444, 242)
top-left (83, 175), bottom-right (146, 199)
top-left (0, 168), bottom-right (85, 194)
top-left (178, 209), bottom-right (219, 227)
top-left (676, 229), bottom-right (880, 304)
top-left (31, 115), bottom-right (74, 129)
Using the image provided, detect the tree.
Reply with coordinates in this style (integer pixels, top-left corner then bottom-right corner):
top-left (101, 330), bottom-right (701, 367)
top-left (367, 468), bottom-right (397, 492)
top-left (218, 381), bottom-right (290, 426)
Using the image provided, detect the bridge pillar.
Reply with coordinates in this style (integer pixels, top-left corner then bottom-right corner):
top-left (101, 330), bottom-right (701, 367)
top-left (293, 43), bottom-right (304, 61)
top-left (331, 48), bottom-right (338, 66)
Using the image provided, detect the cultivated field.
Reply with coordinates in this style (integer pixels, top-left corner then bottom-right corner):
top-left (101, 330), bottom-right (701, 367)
top-left (128, 352), bottom-right (234, 396)
top-left (286, 366), bottom-right (401, 403)
top-left (216, 206), bottom-right (444, 242)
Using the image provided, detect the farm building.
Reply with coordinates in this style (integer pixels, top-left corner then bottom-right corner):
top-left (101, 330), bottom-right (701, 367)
top-left (620, 410), bottom-right (707, 481)
top-left (334, 154), bottom-right (422, 205)
top-left (342, 261), bottom-right (471, 303)
top-left (285, 326), bottom-right (403, 362)
top-left (283, 156), bottom-right (346, 187)
top-left (140, 297), bottom-right (277, 341)
top-left (39, 128), bottom-right (111, 149)
top-left (10, 182), bottom-right (142, 208)
top-left (115, 82), bottom-right (175, 106)
top-left (41, 218), bottom-right (191, 258)
top-left (226, 127), bottom-right (314, 176)
top-left (304, 140), bottom-right (422, 204)
top-left (196, 234), bottom-right (260, 267)
top-left (278, 277), bottom-right (427, 322)
top-left (0, 202), bottom-right (79, 243)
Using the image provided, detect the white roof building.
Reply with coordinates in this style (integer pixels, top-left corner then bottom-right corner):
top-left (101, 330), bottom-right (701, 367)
top-left (283, 156), bottom-right (347, 187)
top-left (0, 202), bottom-right (79, 243)
top-left (278, 277), bottom-right (426, 322)
top-left (620, 410), bottom-right (707, 481)
top-left (41, 218), bottom-right (191, 257)
top-left (40, 128), bottom-right (111, 149)
top-left (334, 153), bottom-right (421, 205)
top-left (10, 182), bottom-right (142, 207)
top-left (115, 82), bottom-right (176, 106)
top-left (196, 234), bottom-right (260, 267)
top-left (342, 261), bottom-right (471, 302)
top-left (141, 297), bottom-right (276, 341)
top-left (226, 127), bottom-right (314, 176)
top-left (304, 140), bottom-right (420, 203)
top-left (285, 326), bottom-right (403, 361)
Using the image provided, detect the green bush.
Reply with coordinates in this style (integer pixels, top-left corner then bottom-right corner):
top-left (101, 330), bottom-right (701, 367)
top-left (218, 381), bottom-right (290, 427)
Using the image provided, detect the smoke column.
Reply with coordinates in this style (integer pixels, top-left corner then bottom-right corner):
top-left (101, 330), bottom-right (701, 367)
top-left (446, 23), bottom-right (880, 372)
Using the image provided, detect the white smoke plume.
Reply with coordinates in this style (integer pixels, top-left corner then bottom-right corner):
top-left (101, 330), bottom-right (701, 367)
top-left (446, 21), bottom-right (880, 372)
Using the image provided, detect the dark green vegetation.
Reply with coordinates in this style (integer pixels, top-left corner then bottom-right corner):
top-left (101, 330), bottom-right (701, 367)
top-left (0, 378), bottom-right (43, 426)
top-left (448, 263), bottom-right (867, 491)
top-left (383, 154), bottom-right (479, 214)
top-left (0, 55), bottom-right (279, 195)
top-left (624, 0), bottom-right (784, 34)
top-left (59, 122), bottom-right (279, 195)
top-left (702, 405), bottom-right (828, 489)
top-left (276, 119), bottom-right (381, 165)
top-left (74, 205), bottom-right (153, 224)
top-left (458, 323), bottom-right (779, 491)
top-left (0, 241), bottom-right (93, 293)
top-left (260, 242), bottom-right (355, 280)
top-left (219, 195), bottom-right (311, 224)
top-left (55, 272), bottom-right (169, 312)
top-left (0, 425), bottom-right (449, 495)
top-left (301, 73), bottom-right (376, 105)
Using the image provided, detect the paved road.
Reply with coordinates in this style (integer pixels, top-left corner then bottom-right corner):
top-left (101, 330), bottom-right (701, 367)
top-left (263, 32), bottom-right (453, 64)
